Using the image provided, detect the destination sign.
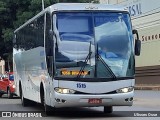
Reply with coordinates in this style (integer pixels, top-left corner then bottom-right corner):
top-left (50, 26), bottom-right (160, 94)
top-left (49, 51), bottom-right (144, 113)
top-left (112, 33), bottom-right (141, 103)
top-left (61, 70), bottom-right (89, 76)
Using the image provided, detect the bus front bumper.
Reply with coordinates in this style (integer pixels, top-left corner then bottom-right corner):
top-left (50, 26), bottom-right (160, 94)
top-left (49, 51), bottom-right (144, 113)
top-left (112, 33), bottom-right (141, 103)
top-left (53, 91), bottom-right (134, 108)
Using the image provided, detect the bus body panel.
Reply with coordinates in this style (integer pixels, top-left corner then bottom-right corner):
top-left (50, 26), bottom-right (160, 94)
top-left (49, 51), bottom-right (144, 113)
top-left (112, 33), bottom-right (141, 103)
top-left (53, 91), bottom-right (134, 108)
top-left (58, 79), bottom-right (134, 93)
top-left (49, 79), bottom-right (134, 107)
top-left (13, 47), bottom-right (46, 102)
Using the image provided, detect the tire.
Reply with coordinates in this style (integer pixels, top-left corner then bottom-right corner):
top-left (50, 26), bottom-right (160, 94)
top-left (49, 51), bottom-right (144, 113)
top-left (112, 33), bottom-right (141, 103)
top-left (41, 88), bottom-right (54, 116)
top-left (44, 104), bottom-right (55, 116)
top-left (19, 84), bottom-right (30, 107)
top-left (7, 87), bottom-right (13, 99)
top-left (104, 106), bottom-right (113, 113)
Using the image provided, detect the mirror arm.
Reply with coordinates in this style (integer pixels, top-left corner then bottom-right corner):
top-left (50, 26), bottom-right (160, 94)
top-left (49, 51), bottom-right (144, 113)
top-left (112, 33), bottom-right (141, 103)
top-left (133, 29), bottom-right (139, 40)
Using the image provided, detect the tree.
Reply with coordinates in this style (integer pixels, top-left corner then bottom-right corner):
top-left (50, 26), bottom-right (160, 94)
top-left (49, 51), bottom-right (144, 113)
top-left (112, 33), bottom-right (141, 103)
top-left (0, 0), bottom-right (7, 59)
top-left (0, 0), bottom-right (57, 71)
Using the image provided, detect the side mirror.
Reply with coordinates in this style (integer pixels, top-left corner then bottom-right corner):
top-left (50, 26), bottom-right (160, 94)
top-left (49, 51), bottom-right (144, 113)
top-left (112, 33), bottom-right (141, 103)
top-left (133, 29), bottom-right (141, 56)
top-left (135, 40), bottom-right (141, 56)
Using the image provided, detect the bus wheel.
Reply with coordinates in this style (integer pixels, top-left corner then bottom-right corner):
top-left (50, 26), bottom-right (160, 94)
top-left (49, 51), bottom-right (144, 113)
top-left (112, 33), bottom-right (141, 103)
top-left (7, 87), bottom-right (13, 99)
top-left (44, 102), bottom-right (54, 116)
top-left (104, 106), bottom-right (113, 113)
top-left (41, 89), bottom-right (54, 116)
top-left (19, 84), bottom-right (29, 107)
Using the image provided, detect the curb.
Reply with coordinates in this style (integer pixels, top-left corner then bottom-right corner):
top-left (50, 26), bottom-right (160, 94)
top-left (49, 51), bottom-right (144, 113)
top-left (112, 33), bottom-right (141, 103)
top-left (135, 86), bottom-right (160, 91)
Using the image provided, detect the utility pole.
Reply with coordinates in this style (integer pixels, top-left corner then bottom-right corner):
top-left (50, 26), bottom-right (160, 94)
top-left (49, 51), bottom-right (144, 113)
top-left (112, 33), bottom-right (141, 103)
top-left (42, 0), bottom-right (44, 10)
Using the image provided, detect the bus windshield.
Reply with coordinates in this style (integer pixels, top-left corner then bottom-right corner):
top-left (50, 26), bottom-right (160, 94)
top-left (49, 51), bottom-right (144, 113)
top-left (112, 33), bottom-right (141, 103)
top-left (54, 12), bottom-right (134, 80)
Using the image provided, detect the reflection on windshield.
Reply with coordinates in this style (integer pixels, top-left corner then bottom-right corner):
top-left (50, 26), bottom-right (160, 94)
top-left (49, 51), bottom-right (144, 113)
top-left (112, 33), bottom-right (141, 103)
top-left (54, 12), bottom-right (134, 79)
top-left (97, 35), bottom-right (131, 77)
top-left (94, 13), bottom-right (133, 77)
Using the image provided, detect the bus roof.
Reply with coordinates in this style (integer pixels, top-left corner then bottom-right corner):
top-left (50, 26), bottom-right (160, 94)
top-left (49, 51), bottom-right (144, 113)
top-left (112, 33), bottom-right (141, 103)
top-left (14, 3), bottom-right (127, 33)
top-left (49, 3), bottom-right (127, 12)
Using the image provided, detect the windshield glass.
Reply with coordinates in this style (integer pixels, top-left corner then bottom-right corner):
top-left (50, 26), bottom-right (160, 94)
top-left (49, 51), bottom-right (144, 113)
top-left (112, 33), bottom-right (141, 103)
top-left (53, 12), bottom-right (134, 79)
top-left (94, 13), bottom-right (134, 77)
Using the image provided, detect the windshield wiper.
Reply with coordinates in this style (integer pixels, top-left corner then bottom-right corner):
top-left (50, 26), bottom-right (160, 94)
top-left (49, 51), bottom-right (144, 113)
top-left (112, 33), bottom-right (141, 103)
top-left (96, 44), bottom-right (117, 79)
top-left (77, 42), bottom-right (92, 79)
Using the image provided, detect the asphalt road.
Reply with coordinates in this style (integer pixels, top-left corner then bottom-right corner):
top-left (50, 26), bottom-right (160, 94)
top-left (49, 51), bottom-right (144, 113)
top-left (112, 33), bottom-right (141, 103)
top-left (0, 90), bottom-right (160, 120)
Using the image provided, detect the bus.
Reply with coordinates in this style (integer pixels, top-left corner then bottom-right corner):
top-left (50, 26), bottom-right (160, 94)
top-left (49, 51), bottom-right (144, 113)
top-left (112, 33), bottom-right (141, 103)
top-left (13, 3), bottom-right (141, 115)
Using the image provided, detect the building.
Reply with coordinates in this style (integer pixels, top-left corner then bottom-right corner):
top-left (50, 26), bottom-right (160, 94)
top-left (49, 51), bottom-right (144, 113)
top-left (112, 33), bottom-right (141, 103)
top-left (99, 0), bottom-right (126, 4)
top-left (0, 60), bottom-right (5, 74)
top-left (100, 0), bottom-right (160, 85)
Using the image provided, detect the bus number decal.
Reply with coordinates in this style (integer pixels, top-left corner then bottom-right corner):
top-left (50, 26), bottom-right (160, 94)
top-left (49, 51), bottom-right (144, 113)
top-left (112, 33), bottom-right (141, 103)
top-left (77, 83), bottom-right (86, 88)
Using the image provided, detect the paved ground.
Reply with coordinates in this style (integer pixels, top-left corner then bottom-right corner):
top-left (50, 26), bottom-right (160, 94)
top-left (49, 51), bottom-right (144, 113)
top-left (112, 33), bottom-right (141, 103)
top-left (135, 84), bottom-right (160, 90)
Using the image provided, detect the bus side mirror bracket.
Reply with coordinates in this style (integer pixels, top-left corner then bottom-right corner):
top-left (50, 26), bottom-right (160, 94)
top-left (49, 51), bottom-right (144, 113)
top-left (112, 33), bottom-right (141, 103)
top-left (133, 29), bottom-right (141, 56)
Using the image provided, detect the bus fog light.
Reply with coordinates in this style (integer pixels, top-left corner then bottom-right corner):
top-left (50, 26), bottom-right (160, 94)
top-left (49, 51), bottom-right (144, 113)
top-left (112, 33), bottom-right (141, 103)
top-left (62, 99), bottom-right (66, 103)
top-left (130, 97), bottom-right (133, 101)
top-left (125, 98), bottom-right (129, 102)
top-left (54, 88), bottom-right (76, 94)
top-left (116, 87), bottom-right (134, 93)
top-left (55, 98), bottom-right (61, 102)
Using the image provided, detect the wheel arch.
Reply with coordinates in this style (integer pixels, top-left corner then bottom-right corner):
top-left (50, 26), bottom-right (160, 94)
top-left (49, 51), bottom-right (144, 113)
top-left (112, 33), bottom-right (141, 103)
top-left (19, 80), bottom-right (22, 98)
top-left (40, 82), bottom-right (44, 104)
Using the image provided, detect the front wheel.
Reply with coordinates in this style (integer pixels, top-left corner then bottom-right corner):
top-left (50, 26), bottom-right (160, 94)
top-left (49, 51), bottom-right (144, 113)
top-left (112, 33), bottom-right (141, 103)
top-left (41, 89), bottom-right (55, 116)
top-left (19, 85), bottom-right (30, 107)
top-left (104, 106), bottom-right (113, 113)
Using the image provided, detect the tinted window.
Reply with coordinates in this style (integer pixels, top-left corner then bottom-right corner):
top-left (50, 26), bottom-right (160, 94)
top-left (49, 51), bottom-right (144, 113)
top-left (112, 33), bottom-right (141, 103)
top-left (15, 15), bottom-right (45, 50)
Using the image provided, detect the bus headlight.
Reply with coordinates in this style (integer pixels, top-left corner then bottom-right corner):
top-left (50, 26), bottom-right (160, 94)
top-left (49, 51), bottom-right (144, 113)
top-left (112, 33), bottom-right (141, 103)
top-left (116, 87), bottom-right (134, 93)
top-left (54, 88), bottom-right (76, 94)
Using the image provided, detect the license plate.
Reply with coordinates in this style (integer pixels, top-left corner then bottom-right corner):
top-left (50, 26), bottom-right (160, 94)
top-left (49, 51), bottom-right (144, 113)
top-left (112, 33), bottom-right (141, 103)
top-left (88, 98), bottom-right (102, 104)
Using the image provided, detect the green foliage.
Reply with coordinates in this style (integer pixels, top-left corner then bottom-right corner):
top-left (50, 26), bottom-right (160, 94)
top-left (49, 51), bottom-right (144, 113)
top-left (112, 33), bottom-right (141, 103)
top-left (14, 11), bottom-right (33, 28)
top-left (0, 1), bottom-right (6, 12)
top-left (2, 28), bottom-right (13, 43)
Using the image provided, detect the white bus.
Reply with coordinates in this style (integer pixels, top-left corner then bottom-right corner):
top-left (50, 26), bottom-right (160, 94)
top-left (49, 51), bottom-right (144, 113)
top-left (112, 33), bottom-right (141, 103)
top-left (13, 3), bottom-right (141, 115)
